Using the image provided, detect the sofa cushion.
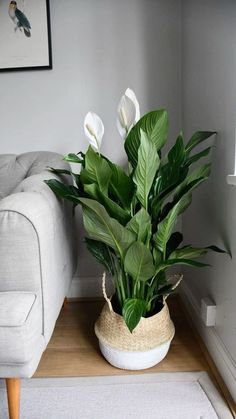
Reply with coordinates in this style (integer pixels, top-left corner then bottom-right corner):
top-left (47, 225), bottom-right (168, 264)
top-left (0, 151), bottom-right (65, 199)
top-left (0, 292), bottom-right (45, 364)
top-left (0, 292), bottom-right (36, 326)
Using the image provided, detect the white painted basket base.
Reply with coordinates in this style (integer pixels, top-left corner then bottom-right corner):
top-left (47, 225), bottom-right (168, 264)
top-left (99, 339), bottom-right (172, 370)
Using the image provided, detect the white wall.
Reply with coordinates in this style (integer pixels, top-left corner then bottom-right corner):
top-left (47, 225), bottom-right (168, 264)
top-left (181, 0), bottom-right (236, 400)
top-left (0, 0), bottom-right (182, 293)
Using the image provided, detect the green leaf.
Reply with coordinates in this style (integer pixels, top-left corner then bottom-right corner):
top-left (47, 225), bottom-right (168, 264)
top-left (170, 245), bottom-right (230, 260)
top-left (48, 167), bottom-right (72, 176)
top-left (173, 177), bottom-right (208, 207)
top-left (133, 130), bottom-right (160, 209)
top-left (166, 232), bottom-right (183, 258)
top-left (64, 153), bottom-right (84, 164)
top-left (153, 248), bottom-right (163, 266)
top-left (155, 258), bottom-right (211, 275)
top-left (85, 238), bottom-right (114, 275)
top-left (187, 163), bottom-right (211, 183)
top-left (158, 175), bottom-right (209, 223)
top-left (168, 133), bottom-right (186, 167)
top-left (169, 246), bottom-right (208, 260)
top-left (184, 147), bottom-right (211, 167)
top-left (125, 110), bottom-right (168, 167)
top-left (84, 183), bottom-right (130, 225)
top-left (185, 131), bottom-right (216, 155)
top-left (108, 162), bottom-right (135, 209)
top-left (126, 208), bottom-right (151, 244)
top-left (150, 166), bottom-right (189, 219)
top-left (124, 242), bottom-right (155, 282)
top-left (174, 164), bottom-right (211, 197)
top-left (80, 146), bottom-right (112, 195)
top-left (206, 245), bottom-right (230, 255)
top-left (122, 298), bottom-right (147, 332)
top-left (79, 198), bottom-right (135, 259)
top-left (48, 167), bottom-right (81, 187)
top-left (44, 179), bottom-right (80, 204)
top-left (154, 193), bottom-right (192, 257)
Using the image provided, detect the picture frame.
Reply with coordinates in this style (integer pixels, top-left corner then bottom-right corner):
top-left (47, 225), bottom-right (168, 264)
top-left (0, 0), bottom-right (52, 72)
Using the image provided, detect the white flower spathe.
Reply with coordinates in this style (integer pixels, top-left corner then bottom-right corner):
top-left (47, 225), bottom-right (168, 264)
top-left (84, 112), bottom-right (104, 152)
top-left (117, 88), bottom-right (140, 140)
top-left (125, 88), bottom-right (140, 122)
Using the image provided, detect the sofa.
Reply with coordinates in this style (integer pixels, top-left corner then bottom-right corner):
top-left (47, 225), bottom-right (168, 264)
top-left (0, 151), bottom-right (76, 419)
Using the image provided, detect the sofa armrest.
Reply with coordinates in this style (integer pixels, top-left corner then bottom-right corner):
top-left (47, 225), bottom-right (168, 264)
top-left (0, 173), bottom-right (76, 342)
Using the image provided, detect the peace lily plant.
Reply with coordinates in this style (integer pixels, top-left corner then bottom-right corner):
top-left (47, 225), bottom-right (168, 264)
top-left (46, 88), bottom-right (227, 333)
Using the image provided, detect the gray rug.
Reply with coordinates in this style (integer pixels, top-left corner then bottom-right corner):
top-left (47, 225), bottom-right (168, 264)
top-left (0, 372), bottom-right (233, 419)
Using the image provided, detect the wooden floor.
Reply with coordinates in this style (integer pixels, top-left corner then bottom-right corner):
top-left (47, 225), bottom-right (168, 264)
top-left (35, 296), bottom-right (235, 416)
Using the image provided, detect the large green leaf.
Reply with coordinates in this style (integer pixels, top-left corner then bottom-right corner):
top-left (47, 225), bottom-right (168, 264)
top-left (48, 167), bottom-right (81, 187)
top-left (154, 193), bottom-right (192, 257)
top-left (155, 258), bottom-right (210, 275)
top-left (185, 131), bottom-right (216, 155)
top-left (173, 177), bottom-right (208, 208)
top-left (170, 245), bottom-right (229, 259)
top-left (79, 198), bottom-right (135, 259)
top-left (184, 147), bottom-right (211, 167)
top-left (80, 146), bottom-right (112, 195)
top-left (207, 245), bottom-right (230, 255)
top-left (160, 176), bottom-right (209, 222)
top-left (153, 248), bottom-right (163, 266)
top-left (168, 133), bottom-right (186, 167)
top-left (44, 179), bottom-right (80, 204)
top-left (169, 246), bottom-right (208, 260)
top-left (122, 298), bottom-right (147, 332)
top-left (150, 166), bottom-right (189, 219)
top-left (126, 208), bottom-right (151, 244)
top-left (174, 164), bottom-right (211, 197)
top-left (150, 133), bottom-right (190, 219)
top-left (166, 232), bottom-right (183, 258)
top-left (84, 183), bottom-right (130, 225)
top-left (108, 162), bottom-right (135, 209)
top-left (124, 242), bottom-right (155, 282)
top-left (133, 130), bottom-right (160, 209)
top-left (124, 110), bottom-right (168, 167)
top-left (85, 238), bottom-right (114, 275)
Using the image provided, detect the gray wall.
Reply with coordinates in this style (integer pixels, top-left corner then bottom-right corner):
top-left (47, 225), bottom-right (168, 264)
top-left (0, 0), bottom-right (182, 287)
top-left (182, 0), bottom-right (236, 397)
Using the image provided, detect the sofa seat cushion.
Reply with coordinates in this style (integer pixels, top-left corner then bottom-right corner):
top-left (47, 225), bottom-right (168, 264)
top-left (0, 292), bottom-right (36, 326)
top-left (0, 292), bottom-right (45, 364)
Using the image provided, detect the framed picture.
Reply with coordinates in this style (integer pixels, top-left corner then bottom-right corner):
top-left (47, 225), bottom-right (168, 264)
top-left (0, 0), bottom-right (52, 71)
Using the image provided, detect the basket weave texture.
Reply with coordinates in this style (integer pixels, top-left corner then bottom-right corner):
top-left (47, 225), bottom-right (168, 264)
top-left (94, 302), bottom-right (175, 352)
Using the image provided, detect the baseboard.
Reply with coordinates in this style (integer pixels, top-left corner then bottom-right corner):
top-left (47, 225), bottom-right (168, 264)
top-left (67, 276), bottom-right (114, 299)
top-left (180, 282), bottom-right (236, 402)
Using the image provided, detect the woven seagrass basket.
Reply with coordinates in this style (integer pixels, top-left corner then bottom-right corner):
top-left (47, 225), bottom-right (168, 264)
top-left (95, 301), bottom-right (175, 370)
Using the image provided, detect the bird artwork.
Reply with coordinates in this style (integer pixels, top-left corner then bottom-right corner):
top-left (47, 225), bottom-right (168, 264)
top-left (8, 1), bottom-right (31, 37)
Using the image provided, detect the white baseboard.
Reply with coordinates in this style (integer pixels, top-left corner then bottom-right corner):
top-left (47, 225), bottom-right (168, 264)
top-left (67, 276), bottom-right (114, 299)
top-left (180, 282), bottom-right (236, 402)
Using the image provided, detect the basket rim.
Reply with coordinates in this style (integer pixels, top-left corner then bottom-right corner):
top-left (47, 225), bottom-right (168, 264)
top-left (106, 299), bottom-right (168, 322)
top-left (94, 301), bottom-right (175, 352)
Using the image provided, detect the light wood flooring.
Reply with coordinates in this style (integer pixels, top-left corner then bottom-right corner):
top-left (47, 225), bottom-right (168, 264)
top-left (34, 296), bottom-right (236, 416)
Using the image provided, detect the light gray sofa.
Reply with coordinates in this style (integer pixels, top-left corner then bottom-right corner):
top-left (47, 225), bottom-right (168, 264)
top-left (0, 152), bottom-right (76, 419)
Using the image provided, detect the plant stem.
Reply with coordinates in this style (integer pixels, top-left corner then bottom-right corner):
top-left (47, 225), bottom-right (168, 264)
top-left (119, 278), bottom-right (126, 303)
top-left (141, 281), bottom-right (145, 300)
top-left (125, 272), bottom-right (131, 297)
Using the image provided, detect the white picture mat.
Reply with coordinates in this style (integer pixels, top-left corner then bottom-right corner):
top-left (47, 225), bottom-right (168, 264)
top-left (0, 0), bottom-right (50, 69)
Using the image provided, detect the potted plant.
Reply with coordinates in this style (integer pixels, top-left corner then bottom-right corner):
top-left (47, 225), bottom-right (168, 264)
top-left (45, 88), bottom-right (227, 370)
